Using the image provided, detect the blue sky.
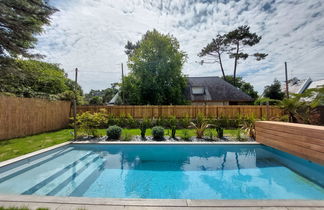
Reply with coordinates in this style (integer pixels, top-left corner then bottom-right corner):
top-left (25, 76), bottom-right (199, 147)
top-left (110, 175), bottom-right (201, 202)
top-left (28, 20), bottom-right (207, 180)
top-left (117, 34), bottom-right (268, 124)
top-left (35, 0), bottom-right (324, 93)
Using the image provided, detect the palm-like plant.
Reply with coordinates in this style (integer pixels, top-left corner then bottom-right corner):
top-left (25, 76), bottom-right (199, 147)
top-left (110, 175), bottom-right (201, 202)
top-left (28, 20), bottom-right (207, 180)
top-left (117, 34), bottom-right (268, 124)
top-left (189, 113), bottom-right (212, 138)
top-left (241, 117), bottom-right (256, 140)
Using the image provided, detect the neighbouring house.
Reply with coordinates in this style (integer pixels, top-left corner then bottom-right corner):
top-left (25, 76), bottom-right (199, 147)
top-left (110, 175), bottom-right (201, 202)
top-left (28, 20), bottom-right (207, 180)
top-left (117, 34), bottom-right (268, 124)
top-left (185, 76), bottom-right (253, 105)
top-left (108, 76), bottom-right (253, 105)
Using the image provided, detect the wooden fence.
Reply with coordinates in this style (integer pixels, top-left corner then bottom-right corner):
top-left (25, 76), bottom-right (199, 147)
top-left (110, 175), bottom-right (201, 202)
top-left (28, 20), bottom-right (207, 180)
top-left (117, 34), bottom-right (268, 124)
top-left (0, 95), bottom-right (71, 140)
top-left (77, 105), bottom-right (283, 119)
top-left (256, 121), bottom-right (324, 165)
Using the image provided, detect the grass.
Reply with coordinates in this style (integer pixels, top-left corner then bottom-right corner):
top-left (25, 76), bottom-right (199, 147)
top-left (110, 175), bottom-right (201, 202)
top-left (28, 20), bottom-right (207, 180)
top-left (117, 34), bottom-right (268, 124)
top-left (0, 129), bottom-right (73, 162)
top-left (0, 128), bottom-right (241, 162)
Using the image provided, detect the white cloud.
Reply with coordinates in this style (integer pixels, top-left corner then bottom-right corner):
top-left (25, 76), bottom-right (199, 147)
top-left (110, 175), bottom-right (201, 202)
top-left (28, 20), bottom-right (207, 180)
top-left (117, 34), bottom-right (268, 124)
top-left (34, 0), bottom-right (324, 93)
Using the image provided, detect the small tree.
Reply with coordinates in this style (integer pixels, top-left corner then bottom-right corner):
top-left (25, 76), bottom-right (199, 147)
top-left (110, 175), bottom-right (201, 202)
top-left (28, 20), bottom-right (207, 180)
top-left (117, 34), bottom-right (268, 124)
top-left (263, 79), bottom-right (285, 100)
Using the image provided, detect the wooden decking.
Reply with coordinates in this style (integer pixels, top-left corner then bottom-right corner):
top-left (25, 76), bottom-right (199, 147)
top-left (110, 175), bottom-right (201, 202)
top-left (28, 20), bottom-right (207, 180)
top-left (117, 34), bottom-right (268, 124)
top-left (256, 121), bottom-right (324, 165)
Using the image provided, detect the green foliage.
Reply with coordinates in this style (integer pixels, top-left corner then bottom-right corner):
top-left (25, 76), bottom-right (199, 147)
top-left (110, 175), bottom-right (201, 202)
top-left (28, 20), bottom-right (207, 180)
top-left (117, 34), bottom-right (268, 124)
top-left (263, 79), bottom-right (285, 100)
top-left (179, 115), bottom-right (191, 128)
top-left (0, 59), bottom-right (84, 102)
top-left (167, 116), bottom-right (178, 138)
top-left (85, 83), bottom-right (118, 104)
top-left (89, 96), bottom-right (103, 105)
top-left (206, 129), bottom-right (215, 140)
top-left (0, 0), bottom-right (56, 58)
top-left (122, 131), bottom-right (133, 141)
top-left (152, 126), bottom-right (165, 140)
top-left (107, 125), bottom-right (122, 140)
top-left (216, 126), bottom-right (224, 138)
top-left (254, 97), bottom-right (281, 105)
top-left (279, 86), bottom-right (324, 124)
top-left (139, 118), bottom-right (152, 138)
top-left (75, 111), bottom-right (107, 137)
top-left (180, 129), bottom-right (191, 141)
top-left (121, 29), bottom-right (188, 105)
top-left (223, 75), bottom-right (258, 100)
top-left (241, 116), bottom-right (256, 139)
top-left (236, 129), bottom-right (243, 141)
top-left (189, 113), bottom-right (211, 138)
top-left (199, 25), bottom-right (267, 86)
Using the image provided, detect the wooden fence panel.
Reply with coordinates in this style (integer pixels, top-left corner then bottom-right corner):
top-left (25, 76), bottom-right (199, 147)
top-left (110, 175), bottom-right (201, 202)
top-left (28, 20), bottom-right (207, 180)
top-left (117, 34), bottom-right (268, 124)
top-left (255, 121), bottom-right (324, 165)
top-left (77, 105), bottom-right (283, 119)
top-left (0, 95), bottom-right (71, 140)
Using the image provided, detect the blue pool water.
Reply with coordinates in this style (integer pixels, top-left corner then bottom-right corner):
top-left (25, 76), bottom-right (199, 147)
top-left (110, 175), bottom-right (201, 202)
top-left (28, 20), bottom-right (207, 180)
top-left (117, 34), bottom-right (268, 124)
top-left (0, 144), bottom-right (323, 199)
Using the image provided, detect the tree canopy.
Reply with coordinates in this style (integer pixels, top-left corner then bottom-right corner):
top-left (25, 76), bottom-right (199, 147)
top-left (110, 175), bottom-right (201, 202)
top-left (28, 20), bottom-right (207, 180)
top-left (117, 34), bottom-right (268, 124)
top-left (199, 25), bottom-right (267, 85)
top-left (263, 79), bottom-right (285, 100)
top-left (121, 29), bottom-right (188, 105)
top-left (0, 0), bottom-right (56, 59)
top-left (0, 59), bottom-right (83, 102)
top-left (85, 83), bottom-right (119, 105)
top-left (223, 75), bottom-right (258, 100)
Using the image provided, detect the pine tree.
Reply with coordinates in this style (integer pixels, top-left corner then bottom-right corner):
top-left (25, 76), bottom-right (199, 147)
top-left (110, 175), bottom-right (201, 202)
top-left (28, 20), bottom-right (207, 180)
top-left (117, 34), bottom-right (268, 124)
top-left (0, 0), bottom-right (57, 58)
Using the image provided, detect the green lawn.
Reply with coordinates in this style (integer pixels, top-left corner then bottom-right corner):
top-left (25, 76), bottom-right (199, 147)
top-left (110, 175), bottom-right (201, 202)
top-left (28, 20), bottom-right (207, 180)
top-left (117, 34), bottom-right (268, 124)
top-left (0, 129), bottom-right (73, 162)
top-left (0, 128), bottom-right (240, 162)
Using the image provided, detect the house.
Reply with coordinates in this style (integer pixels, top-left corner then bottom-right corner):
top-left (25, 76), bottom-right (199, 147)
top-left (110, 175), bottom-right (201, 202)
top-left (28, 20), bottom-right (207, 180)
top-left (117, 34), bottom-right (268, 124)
top-left (108, 76), bottom-right (253, 105)
top-left (185, 76), bottom-right (253, 105)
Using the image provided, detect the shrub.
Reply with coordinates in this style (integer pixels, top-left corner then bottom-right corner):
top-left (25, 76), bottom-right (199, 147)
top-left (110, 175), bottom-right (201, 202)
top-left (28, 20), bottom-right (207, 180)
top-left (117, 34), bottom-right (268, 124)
top-left (179, 115), bottom-right (191, 128)
top-left (206, 129), bottom-right (214, 140)
top-left (236, 129), bottom-right (245, 141)
top-left (107, 125), bottom-right (122, 140)
top-left (122, 131), bottom-right (133, 141)
top-left (75, 111), bottom-right (107, 137)
top-left (216, 126), bottom-right (224, 138)
top-left (139, 118), bottom-right (151, 138)
top-left (168, 116), bottom-right (178, 138)
top-left (152, 126), bottom-right (164, 140)
top-left (181, 129), bottom-right (191, 141)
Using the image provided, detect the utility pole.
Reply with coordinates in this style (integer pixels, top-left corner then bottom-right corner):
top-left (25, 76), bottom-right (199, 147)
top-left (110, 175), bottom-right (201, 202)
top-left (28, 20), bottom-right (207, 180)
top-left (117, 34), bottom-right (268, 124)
top-left (73, 68), bottom-right (78, 141)
top-left (285, 62), bottom-right (289, 98)
top-left (121, 63), bottom-right (125, 104)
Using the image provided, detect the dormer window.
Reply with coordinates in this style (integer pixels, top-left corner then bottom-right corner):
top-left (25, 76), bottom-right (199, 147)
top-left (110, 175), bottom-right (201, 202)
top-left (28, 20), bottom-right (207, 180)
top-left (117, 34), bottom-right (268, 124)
top-left (192, 86), bottom-right (205, 95)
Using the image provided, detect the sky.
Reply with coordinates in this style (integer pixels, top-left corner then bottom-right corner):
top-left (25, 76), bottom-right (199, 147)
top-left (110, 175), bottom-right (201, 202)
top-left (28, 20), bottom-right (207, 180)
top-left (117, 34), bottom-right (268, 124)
top-left (35, 0), bottom-right (324, 93)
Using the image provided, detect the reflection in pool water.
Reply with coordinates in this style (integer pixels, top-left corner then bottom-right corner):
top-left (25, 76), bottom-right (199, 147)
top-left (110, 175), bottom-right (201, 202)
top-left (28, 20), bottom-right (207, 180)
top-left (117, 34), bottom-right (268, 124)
top-left (0, 144), bottom-right (323, 199)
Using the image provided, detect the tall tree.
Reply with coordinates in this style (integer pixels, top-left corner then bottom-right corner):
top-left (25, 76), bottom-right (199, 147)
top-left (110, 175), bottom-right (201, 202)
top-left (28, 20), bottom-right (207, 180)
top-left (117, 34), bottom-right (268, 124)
top-left (198, 34), bottom-right (228, 80)
top-left (223, 75), bottom-right (258, 100)
top-left (121, 29), bottom-right (188, 105)
top-left (0, 0), bottom-right (56, 59)
top-left (225, 25), bottom-right (267, 85)
top-left (263, 79), bottom-right (285, 100)
top-left (199, 25), bottom-right (267, 85)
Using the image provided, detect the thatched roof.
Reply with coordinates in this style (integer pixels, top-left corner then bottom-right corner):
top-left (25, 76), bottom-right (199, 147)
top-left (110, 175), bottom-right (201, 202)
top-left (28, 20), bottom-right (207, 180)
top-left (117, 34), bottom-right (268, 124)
top-left (185, 76), bottom-right (253, 102)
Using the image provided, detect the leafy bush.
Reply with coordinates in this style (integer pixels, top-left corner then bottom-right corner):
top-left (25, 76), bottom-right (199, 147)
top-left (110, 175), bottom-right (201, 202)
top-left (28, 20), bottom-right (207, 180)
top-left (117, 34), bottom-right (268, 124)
top-left (139, 118), bottom-right (151, 138)
top-left (206, 129), bottom-right (214, 140)
top-left (179, 115), bottom-right (191, 128)
top-left (107, 125), bottom-right (122, 140)
top-left (167, 116), bottom-right (178, 138)
top-left (75, 111), bottom-right (107, 137)
top-left (181, 129), bottom-right (191, 141)
top-left (152, 126), bottom-right (164, 140)
top-left (122, 131), bottom-right (133, 141)
top-left (216, 126), bottom-right (224, 138)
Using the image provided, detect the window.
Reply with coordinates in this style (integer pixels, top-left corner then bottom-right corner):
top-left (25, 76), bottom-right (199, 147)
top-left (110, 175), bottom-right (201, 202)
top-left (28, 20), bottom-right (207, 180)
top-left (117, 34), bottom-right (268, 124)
top-left (192, 87), bottom-right (205, 95)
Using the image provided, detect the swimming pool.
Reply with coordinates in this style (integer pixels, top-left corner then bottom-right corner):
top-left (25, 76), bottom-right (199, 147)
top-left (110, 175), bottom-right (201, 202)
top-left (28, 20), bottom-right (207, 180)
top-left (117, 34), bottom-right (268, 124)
top-left (0, 144), bottom-right (323, 199)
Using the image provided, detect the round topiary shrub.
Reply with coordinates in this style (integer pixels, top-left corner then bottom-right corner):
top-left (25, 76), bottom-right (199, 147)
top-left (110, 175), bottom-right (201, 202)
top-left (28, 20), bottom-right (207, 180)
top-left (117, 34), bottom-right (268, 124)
top-left (107, 125), bottom-right (122, 140)
top-left (152, 126), bottom-right (164, 140)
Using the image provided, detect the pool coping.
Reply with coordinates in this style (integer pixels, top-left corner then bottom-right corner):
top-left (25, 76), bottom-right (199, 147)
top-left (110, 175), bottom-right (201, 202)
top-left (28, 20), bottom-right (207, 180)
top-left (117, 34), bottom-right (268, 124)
top-left (0, 194), bottom-right (323, 208)
top-left (0, 141), bottom-right (323, 208)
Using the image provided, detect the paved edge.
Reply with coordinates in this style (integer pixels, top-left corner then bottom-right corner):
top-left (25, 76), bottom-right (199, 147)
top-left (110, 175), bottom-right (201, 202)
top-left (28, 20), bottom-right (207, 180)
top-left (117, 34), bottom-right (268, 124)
top-left (0, 195), bottom-right (323, 207)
